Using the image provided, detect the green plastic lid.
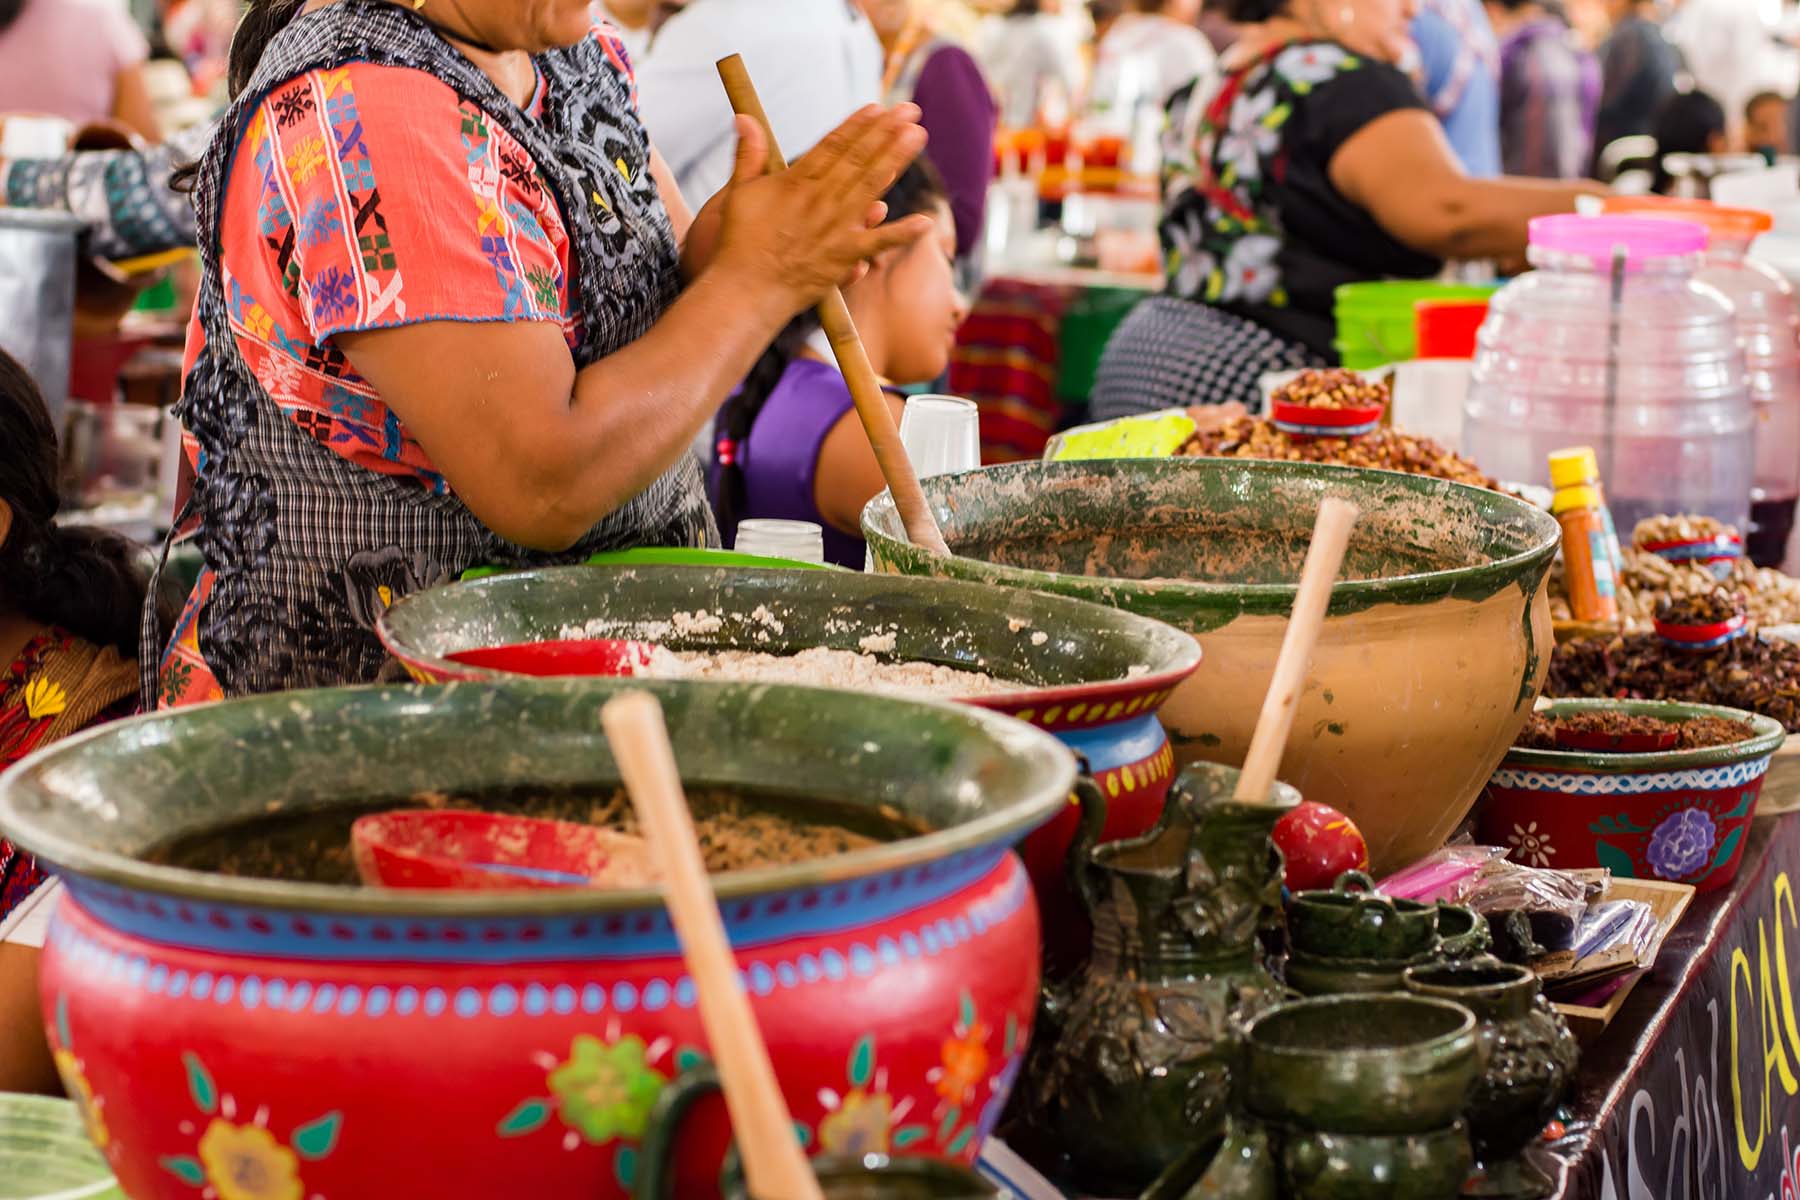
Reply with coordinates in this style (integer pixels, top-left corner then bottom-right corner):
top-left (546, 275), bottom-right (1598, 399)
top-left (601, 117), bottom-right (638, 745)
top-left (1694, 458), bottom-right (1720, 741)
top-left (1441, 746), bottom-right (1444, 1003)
top-left (461, 546), bottom-right (845, 581)
top-left (0, 1093), bottom-right (123, 1199)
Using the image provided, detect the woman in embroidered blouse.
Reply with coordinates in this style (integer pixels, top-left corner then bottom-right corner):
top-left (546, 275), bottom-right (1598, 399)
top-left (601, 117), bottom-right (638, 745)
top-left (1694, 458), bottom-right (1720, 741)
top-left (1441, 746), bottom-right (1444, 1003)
top-left (0, 348), bottom-right (166, 1093)
top-left (153, 0), bottom-right (932, 706)
top-left (1089, 0), bottom-right (1606, 419)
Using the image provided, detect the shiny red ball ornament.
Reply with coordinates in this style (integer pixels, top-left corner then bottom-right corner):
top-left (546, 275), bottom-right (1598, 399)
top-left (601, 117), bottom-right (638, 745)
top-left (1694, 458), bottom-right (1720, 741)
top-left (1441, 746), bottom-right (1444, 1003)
top-left (1272, 801), bottom-right (1370, 893)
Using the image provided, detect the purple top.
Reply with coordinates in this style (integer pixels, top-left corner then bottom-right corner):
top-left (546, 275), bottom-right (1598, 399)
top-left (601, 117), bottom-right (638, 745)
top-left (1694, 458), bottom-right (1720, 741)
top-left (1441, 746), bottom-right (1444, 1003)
top-left (1529, 214), bottom-right (1707, 262)
top-left (1497, 17), bottom-right (1601, 180)
top-left (712, 358), bottom-right (865, 568)
top-left (907, 44), bottom-right (998, 259)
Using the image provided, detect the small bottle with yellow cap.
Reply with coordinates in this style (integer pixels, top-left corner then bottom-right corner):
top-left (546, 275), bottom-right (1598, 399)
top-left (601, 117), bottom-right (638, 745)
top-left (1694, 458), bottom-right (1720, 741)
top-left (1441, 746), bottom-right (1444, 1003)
top-left (1550, 448), bottom-right (1621, 622)
top-left (1549, 447), bottom-right (1624, 579)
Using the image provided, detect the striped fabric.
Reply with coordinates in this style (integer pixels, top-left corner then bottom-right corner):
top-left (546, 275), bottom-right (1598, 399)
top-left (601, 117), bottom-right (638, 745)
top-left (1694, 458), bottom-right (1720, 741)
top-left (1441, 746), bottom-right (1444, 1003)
top-left (948, 278), bottom-right (1072, 462)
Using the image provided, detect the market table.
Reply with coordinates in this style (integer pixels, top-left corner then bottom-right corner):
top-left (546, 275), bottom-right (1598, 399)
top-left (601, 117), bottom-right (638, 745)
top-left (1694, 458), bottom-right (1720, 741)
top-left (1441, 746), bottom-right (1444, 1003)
top-left (1540, 812), bottom-right (1800, 1198)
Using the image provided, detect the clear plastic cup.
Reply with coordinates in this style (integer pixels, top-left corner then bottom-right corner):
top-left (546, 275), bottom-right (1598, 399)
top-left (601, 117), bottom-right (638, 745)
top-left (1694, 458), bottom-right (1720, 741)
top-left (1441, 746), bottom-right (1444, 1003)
top-left (898, 395), bottom-right (981, 479)
top-left (732, 519), bottom-right (825, 564)
top-left (1462, 215), bottom-right (1753, 535)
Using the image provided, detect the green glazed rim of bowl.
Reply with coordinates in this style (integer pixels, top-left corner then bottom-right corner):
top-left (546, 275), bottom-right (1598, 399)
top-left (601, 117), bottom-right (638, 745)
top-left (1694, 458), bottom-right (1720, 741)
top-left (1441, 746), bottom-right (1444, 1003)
top-left (861, 459), bottom-right (1561, 626)
top-left (1503, 698), bottom-right (1786, 772)
top-left (0, 678), bottom-right (1076, 917)
top-left (1246, 993), bottom-right (1477, 1065)
top-left (377, 564), bottom-right (1203, 696)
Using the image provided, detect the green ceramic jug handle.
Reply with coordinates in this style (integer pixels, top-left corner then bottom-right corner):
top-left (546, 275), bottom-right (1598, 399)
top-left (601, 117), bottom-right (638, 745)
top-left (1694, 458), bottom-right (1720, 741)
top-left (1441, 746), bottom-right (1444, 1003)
top-left (1067, 772), bottom-right (1109, 917)
top-left (1332, 870), bottom-right (1377, 895)
top-left (634, 1062), bottom-right (721, 1200)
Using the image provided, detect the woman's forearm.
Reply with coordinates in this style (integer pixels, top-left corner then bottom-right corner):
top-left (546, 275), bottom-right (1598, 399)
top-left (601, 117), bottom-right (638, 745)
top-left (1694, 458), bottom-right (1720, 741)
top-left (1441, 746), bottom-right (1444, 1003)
top-left (1426, 176), bottom-right (1607, 261)
top-left (342, 265), bottom-right (795, 551)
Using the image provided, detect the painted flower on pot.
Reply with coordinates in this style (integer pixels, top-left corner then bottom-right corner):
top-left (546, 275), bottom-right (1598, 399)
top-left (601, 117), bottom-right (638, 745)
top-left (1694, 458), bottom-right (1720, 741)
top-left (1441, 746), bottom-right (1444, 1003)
top-left (1646, 808), bottom-right (1718, 880)
top-left (156, 1050), bottom-right (342, 1199)
top-left (546, 1034), bottom-right (668, 1145)
top-left (930, 992), bottom-right (992, 1108)
top-left (197, 1120), bottom-right (303, 1200)
top-left (820, 1090), bottom-right (894, 1157)
top-left (52, 1047), bottom-right (109, 1152)
top-left (1508, 821), bottom-right (1556, 868)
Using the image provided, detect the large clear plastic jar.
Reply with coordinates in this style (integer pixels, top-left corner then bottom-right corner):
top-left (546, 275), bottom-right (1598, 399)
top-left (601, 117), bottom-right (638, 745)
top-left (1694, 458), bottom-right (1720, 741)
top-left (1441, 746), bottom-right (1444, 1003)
top-left (1599, 197), bottom-right (1800, 567)
top-left (1463, 215), bottom-right (1753, 536)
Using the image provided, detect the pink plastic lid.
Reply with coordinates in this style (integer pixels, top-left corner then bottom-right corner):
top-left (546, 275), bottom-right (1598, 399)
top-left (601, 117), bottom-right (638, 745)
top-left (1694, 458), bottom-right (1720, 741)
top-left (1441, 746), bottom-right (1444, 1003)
top-left (1528, 214), bottom-right (1708, 262)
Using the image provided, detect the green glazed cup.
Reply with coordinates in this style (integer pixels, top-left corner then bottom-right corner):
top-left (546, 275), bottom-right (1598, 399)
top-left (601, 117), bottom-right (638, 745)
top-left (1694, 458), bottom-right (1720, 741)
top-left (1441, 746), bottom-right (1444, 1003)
top-left (1287, 871), bottom-right (1440, 961)
top-left (1284, 948), bottom-right (1437, 997)
top-left (635, 1068), bottom-right (998, 1200)
top-left (1244, 994), bottom-right (1481, 1135)
top-left (1433, 904), bottom-right (1492, 962)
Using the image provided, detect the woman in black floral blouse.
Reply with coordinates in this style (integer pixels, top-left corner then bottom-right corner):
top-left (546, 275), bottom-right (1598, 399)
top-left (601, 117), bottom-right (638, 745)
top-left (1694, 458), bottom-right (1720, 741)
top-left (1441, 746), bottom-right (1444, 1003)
top-left (1091, 0), bottom-right (1605, 418)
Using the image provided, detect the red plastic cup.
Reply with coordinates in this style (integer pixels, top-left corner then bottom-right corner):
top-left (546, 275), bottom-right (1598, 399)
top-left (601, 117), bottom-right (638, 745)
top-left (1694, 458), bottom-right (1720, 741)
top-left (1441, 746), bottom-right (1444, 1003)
top-left (1414, 299), bottom-right (1489, 360)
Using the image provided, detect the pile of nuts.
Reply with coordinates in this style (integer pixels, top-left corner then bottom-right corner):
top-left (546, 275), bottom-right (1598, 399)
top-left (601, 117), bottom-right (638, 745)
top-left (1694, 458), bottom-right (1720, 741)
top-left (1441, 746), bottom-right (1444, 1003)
top-left (1547, 631), bottom-right (1800, 731)
top-left (1656, 588), bottom-right (1745, 628)
top-left (1271, 369), bottom-right (1391, 411)
top-left (1548, 516), bottom-right (1800, 631)
top-left (1632, 513), bottom-right (1735, 548)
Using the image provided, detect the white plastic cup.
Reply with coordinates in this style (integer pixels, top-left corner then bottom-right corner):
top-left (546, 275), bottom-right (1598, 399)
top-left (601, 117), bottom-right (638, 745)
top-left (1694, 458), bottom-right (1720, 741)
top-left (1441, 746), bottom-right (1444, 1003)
top-left (733, 518), bottom-right (825, 564)
top-left (898, 394), bottom-right (980, 480)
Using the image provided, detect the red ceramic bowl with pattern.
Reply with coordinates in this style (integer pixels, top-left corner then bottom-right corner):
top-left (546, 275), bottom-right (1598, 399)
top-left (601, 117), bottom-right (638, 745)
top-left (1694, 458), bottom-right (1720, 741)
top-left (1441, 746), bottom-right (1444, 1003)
top-left (0, 677), bottom-right (1075, 1199)
top-left (1478, 699), bottom-right (1785, 892)
top-left (377, 566), bottom-right (1203, 973)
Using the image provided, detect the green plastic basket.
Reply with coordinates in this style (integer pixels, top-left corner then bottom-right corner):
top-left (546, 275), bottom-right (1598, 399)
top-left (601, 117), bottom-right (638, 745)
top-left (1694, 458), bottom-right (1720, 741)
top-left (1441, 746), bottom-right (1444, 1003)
top-left (1333, 281), bottom-right (1497, 369)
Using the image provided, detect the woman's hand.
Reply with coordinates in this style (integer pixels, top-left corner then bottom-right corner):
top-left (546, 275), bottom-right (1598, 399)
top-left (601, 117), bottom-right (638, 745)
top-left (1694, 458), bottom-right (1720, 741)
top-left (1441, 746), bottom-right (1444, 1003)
top-left (705, 106), bottom-right (933, 319)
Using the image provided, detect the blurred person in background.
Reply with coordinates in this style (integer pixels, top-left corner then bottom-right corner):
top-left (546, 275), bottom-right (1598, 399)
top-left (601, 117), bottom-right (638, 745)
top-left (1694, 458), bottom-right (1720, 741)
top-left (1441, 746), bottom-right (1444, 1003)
top-left (860, 0), bottom-right (998, 271)
top-left (159, 0), bottom-right (237, 92)
top-left (1592, 0), bottom-right (1680, 165)
top-left (1198, 0), bottom-right (1242, 54)
top-left (0, 0), bottom-right (160, 143)
top-left (979, 0), bottom-right (1086, 129)
top-left (1092, 0), bottom-right (1218, 117)
top-left (1649, 87), bottom-right (1727, 192)
top-left (1666, 0), bottom-right (1782, 147)
top-left (1744, 89), bottom-right (1789, 161)
top-left (1484, 0), bottom-right (1599, 178)
top-left (636, 0), bottom-right (883, 208)
top-left (1091, 0), bottom-right (1602, 418)
top-left (1413, 0), bottom-right (1503, 177)
top-left (597, 0), bottom-right (659, 60)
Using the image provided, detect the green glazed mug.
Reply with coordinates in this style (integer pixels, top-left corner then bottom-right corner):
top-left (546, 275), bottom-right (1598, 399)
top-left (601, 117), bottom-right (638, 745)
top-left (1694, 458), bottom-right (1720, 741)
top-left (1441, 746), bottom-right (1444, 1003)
top-left (634, 1067), bottom-right (998, 1200)
top-left (1287, 871), bottom-right (1440, 961)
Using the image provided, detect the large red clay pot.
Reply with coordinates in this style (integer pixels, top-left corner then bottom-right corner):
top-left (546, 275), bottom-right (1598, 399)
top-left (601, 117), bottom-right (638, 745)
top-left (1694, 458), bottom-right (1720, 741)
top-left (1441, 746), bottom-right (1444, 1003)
top-left (0, 678), bottom-right (1074, 1199)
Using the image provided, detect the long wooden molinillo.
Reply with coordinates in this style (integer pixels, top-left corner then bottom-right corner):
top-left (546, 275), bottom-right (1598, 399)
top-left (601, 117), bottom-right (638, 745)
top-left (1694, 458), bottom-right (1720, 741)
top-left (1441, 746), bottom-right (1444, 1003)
top-left (715, 52), bottom-right (952, 559)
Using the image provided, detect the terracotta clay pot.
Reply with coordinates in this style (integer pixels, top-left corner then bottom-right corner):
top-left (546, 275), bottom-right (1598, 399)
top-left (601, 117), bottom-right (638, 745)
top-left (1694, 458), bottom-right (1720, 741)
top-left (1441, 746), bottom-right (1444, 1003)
top-left (863, 458), bottom-right (1561, 873)
top-left (1478, 699), bottom-right (1785, 892)
top-left (377, 565), bottom-right (1200, 975)
top-left (0, 679), bottom-right (1074, 1200)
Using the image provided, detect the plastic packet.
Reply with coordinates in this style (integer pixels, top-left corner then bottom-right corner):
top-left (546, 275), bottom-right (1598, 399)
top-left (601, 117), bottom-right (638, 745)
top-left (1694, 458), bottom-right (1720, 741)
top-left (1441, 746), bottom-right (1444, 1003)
top-left (1378, 843), bottom-right (1510, 903)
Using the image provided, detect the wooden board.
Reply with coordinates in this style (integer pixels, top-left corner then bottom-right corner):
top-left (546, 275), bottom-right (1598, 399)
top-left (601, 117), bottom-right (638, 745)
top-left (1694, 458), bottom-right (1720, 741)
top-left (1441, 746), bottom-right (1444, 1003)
top-left (1554, 876), bottom-right (1695, 1042)
top-left (1759, 741), bottom-right (1800, 816)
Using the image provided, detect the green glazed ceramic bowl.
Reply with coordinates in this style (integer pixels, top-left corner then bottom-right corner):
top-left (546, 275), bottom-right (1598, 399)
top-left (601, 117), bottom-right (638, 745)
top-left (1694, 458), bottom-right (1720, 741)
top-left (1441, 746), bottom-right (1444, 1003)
top-left (863, 458), bottom-right (1561, 874)
top-left (0, 1093), bottom-right (122, 1199)
top-left (1277, 1121), bottom-right (1473, 1200)
top-left (1244, 994), bottom-right (1480, 1135)
top-left (1434, 904), bottom-right (1492, 961)
top-left (1287, 871), bottom-right (1440, 961)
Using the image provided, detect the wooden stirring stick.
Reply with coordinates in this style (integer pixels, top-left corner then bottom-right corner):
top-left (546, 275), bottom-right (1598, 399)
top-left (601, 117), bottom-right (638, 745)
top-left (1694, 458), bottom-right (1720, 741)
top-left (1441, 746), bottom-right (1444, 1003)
top-left (716, 53), bottom-right (952, 558)
top-left (1232, 497), bottom-right (1360, 806)
top-left (601, 693), bottom-right (825, 1200)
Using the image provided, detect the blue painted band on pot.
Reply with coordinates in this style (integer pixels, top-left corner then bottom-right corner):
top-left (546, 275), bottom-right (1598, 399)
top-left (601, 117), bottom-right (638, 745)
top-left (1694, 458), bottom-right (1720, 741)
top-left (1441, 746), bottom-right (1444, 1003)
top-left (1055, 713), bottom-right (1167, 775)
top-left (52, 845), bottom-right (1011, 963)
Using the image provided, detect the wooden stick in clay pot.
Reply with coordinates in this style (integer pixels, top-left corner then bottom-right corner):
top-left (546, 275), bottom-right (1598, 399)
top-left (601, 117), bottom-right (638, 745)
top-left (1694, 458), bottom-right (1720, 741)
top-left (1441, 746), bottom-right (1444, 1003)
top-left (715, 53), bottom-right (951, 559)
top-left (1233, 497), bottom-right (1361, 806)
top-left (601, 692), bottom-right (825, 1200)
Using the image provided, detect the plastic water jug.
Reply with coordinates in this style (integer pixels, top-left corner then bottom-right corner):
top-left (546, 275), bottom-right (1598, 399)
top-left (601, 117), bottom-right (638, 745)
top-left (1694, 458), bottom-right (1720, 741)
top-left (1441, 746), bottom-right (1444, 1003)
top-left (1462, 215), bottom-right (1753, 535)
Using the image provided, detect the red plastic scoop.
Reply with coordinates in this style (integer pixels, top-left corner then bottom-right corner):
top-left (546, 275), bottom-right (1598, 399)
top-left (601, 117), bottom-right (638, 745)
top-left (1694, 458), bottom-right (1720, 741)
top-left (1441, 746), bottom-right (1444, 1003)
top-left (350, 809), bottom-right (658, 890)
top-left (445, 639), bottom-right (657, 678)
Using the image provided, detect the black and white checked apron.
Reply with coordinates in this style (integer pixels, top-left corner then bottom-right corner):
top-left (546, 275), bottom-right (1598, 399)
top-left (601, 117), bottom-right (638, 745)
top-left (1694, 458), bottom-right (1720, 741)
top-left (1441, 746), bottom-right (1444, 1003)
top-left (143, 0), bottom-right (715, 705)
